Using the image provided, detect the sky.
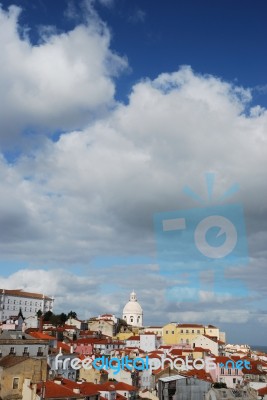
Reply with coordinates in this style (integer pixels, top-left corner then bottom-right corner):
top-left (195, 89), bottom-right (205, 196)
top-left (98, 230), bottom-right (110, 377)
top-left (0, 0), bottom-right (266, 344)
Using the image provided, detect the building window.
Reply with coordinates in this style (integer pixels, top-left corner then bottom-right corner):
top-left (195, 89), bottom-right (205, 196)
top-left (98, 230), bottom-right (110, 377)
top-left (172, 331), bottom-right (174, 334)
top-left (181, 329), bottom-right (183, 333)
top-left (13, 377), bottom-right (19, 389)
top-left (221, 368), bottom-right (224, 375)
top-left (186, 339), bottom-right (189, 344)
top-left (10, 347), bottom-right (15, 355)
top-left (166, 330), bottom-right (168, 334)
top-left (235, 369), bottom-right (239, 375)
top-left (192, 330), bottom-right (194, 333)
top-left (228, 369), bottom-right (231, 375)
top-left (14, 300), bottom-right (16, 304)
top-left (233, 378), bottom-right (236, 384)
top-left (197, 330), bottom-right (200, 334)
top-left (186, 330), bottom-right (189, 333)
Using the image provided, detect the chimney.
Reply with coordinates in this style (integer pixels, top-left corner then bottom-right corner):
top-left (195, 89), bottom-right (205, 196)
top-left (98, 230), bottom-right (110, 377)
top-left (38, 315), bottom-right (43, 332)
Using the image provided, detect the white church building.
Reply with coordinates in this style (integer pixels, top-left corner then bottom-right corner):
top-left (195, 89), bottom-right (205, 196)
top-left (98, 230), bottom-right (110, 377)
top-left (122, 290), bottom-right (143, 327)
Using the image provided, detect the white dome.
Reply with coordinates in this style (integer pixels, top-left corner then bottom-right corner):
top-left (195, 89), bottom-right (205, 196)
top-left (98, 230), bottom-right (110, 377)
top-left (122, 290), bottom-right (143, 327)
top-left (123, 300), bottom-right (143, 314)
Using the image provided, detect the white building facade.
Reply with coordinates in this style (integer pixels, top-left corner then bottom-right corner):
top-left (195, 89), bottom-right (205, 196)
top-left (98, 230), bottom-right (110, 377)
top-left (140, 333), bottom-right (161, 352)
top-left (122, 291), bottom-right (143, 327)
top-left (0, 289), bottom-right (54, 321)
top-left (193, 334), bottom-right (219, 356)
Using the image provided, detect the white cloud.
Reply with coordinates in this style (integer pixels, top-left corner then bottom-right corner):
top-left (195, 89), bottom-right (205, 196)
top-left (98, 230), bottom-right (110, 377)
top-left (0, 67), bottom-right (266, 269)
top-left (0, 268), bottom-right (112, 319)
top-left (0, 4), bottom-right (127, 144)
top-left (0, 2), bottom-right (266, 338)
top-left (169, 309), bottom-right (250, 324)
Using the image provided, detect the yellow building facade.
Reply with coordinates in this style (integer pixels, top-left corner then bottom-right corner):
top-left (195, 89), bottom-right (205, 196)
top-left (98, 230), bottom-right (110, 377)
top-left (177, 324), bottom-right (205, 345)
top-left (162, 323), bottom-right (179, 345)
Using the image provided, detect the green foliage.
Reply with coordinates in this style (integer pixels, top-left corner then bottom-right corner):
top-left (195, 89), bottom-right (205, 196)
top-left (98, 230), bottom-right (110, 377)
top-left (42, 311), bottom-right (74, 326)
top-left (43, 310), bottom-right (53, 321)
top-left (67, 311), bottom-right (77, 319)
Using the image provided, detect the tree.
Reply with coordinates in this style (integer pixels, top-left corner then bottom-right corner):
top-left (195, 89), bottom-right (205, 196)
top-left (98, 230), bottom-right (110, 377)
top-left (48, 313), bottom-right (68, 327)
top-left (115, 318), bottom-right (129, 334)
top-left (43, 311), bottom-right (53, 321)
top-left (50, 314), bottom-right (61, 326)
top-left (60, 313), bottom-right (68, 324)
top-left (67, 311), bottom-right (77, 319)
top-left (42, 310), bottom-right (75, 327)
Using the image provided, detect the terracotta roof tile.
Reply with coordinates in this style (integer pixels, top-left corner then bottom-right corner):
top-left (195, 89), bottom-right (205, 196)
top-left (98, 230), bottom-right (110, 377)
top-left (29, 332), bottom-right (56, 340)
top-left (0, 355), bottom-right (31, 368)
top-left (0, 288), bottom-right (53, 301)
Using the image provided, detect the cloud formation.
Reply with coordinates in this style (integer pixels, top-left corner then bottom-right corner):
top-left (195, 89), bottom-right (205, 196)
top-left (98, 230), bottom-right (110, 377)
top-left (0, 4), bottom-right (127, 144)
top-left (1, 66), bottom-right (265, 262)
top-left (0, 2), bottom-right (266, 342)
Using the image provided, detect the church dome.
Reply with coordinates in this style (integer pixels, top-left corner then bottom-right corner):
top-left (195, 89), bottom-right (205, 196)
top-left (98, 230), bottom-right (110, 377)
top-left (122, 291), bottom-right (143, 327)
top-left (123, 299), bottom-right (143, 314)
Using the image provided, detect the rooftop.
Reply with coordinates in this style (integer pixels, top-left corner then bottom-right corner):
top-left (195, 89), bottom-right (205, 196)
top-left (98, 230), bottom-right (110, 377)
top-left (0, 288), bottom-right (53, 301)
top-left (0, 355), bottom-right (32, 368)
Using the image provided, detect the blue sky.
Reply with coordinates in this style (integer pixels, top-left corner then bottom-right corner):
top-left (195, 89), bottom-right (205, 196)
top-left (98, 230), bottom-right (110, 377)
top-left (2, 0), bottom-right (267, 105)
top-left (0, 0), bottom-right (267, 344)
